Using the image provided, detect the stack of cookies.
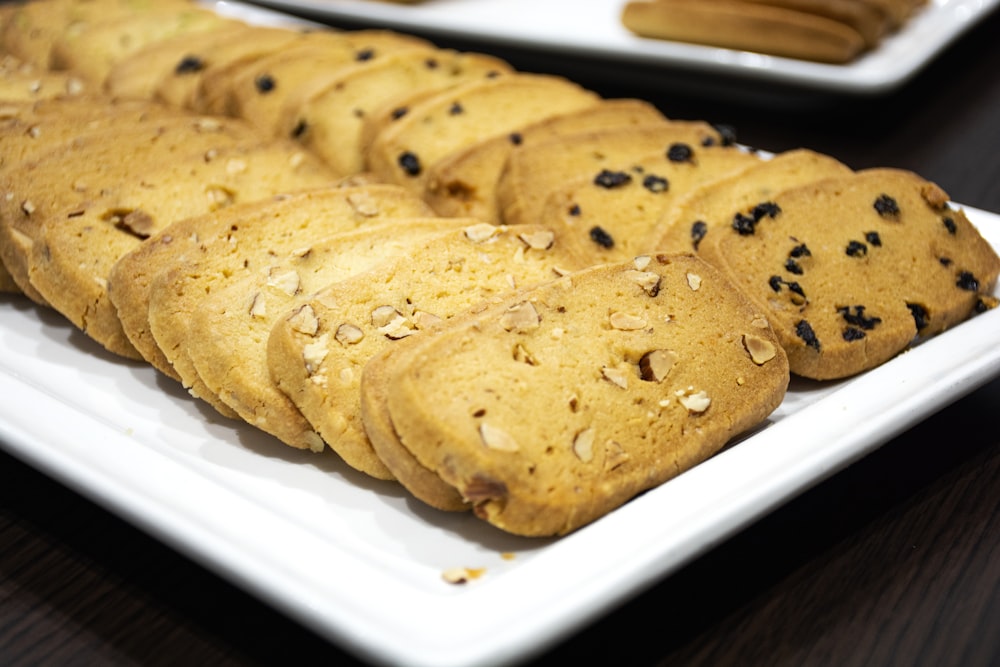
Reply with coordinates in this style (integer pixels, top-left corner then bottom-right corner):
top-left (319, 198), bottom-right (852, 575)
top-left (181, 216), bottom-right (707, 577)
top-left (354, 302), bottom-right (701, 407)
top-left (621, 0), bottom-right (929, 64)
top-left (0, 0), bottom-right (995, 536)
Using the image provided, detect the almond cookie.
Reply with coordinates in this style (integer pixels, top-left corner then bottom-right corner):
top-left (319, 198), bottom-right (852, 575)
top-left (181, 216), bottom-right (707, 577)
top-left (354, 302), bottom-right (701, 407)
top-left (28, 138), bottom-right (336, 360)
top-left (364, 72), bottom-right (600, 190)
top-left (284, 47), bottom-right (513, 176)
top-left (693, 168), bottom-right (1000, 379)
top-left (266, 223), bottom-right (589, 479)
top-left (649, 148), bottom-right (854, 253)
top-left (0, 112), bottom-right (260, 308)
top-left (422, 98), bottom-right (669, 223)
top-left (496, 120), bottom-right (728, 227)
top-left (369, 253), bottom-right (789, 536)
top-left (537, 142), bottom-right (761, 264)
top-left (185, 218), bottom-right (470, 462)
top-left (621, 0), bottom-right (867, 64)
top-left (143, 184), bottom-right (435, 412)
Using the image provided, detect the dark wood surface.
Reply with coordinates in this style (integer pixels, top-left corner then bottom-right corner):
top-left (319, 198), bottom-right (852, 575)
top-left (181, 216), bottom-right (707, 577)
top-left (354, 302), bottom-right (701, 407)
top-left (2, 4), bottom-right (999, 667)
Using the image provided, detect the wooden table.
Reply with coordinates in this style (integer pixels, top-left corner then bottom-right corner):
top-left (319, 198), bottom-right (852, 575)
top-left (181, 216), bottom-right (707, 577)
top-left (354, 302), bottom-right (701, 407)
top-left (2, 5), bottom-right (999, 667)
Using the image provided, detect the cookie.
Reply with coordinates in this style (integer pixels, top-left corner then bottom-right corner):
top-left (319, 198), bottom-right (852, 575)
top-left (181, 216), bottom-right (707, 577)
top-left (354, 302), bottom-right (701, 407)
top-left (621, 0), bottom-right (867, 64)
top-left (266, 223), bottom-right (590, 480)
top-left (693, 168), bottom-right (1000, 379)
top-left (185, 218), bottom-right (471, 460)
top-left (102, 19), bottom-right (250, 100)
top-left (364, 72), bottom-right (600, 190)
top-left (740, 0), bottom-right (889, 47)
top-left (153, 23), bottom-right (303, 111)
top-left (496, 120), bottom-right (728, 227)
top-left (143, 184), bottom-right (435, 411)
top-left (649, 148), bottom-right (855, 253)
top-left (223, 29), bottom-right (435, 135)
top-left (0, 56), bottom-right (88, 101)
top-left (366, 253), bottom-right (789, 536)
top-left (422, 98), bottom-right (669, 223)
top-left (50, 3), bottom-right (228, 85)
top-left (283, 47), bottom-right (513, 176)
top-left (0, 111), bottom-right (259, 308)
top-left (28, 135), bottom-right (336, 360)
top-left (536, 142), bottom-right (762, 264)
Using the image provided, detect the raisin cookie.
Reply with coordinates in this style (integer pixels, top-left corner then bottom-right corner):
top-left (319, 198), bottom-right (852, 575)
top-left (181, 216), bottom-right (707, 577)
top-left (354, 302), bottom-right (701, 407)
top-left (693, 168), bottom-right (1000, 379)
top-left (422, 98), bottom-right (669, 223)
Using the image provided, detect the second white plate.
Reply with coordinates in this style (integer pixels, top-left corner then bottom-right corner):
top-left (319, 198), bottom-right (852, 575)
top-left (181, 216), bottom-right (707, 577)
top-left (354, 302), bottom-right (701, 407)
top-left (236, 0), bottom-right (1000, 94)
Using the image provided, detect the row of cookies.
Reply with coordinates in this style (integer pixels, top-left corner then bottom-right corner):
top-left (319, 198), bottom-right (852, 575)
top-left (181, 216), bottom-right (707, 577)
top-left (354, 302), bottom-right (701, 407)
top-left (620, 0), bottom-right (928, 64)
top-left (1, 0), bottom-right (997, 535)
top-left (0, 86), bottom-right (792, 537)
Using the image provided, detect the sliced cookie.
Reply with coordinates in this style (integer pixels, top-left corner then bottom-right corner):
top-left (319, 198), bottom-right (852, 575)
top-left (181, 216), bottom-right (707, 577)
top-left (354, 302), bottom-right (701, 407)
top-left (223, 29), bottom-right (435, 135)
top-left (537, 142), bottom-right (762, 264)
top-left (364, 72), bottom-right (600, 190)
top-left (649, 148), bottom-right (855, 254)
top-left (28, 138), bottom-right (336, 360)
top-left (185, 218), bottom-right (471, 461)
top-left (621, 0), bottom-right (867, 64)
top-left (422, 98), bottom-right (670, 223)
top-left (143, 184), bottom-right (435, 411)
top-left (693, 168), bottom-right (1000, 379)
top-left (283, 47), bottom-right (513, 176)
top-left (366, 253), bottom-right (789, 536)
top-left (266, 223), bottom-right (590, 480)
top-left (496, 120), bottom-right (728, 227)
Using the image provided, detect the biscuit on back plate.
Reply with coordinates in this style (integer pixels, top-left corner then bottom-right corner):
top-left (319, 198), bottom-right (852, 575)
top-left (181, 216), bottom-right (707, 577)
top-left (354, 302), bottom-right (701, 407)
top-left (142, 184), bottom-right (434, 412)
top-left (693, 168), bottom-right (1000, 379)
top-left (496, 120), bottom-right (728, 227)
top-left (364, 72), bottom-right (601, 190)
top-left (422, 98), bottom-right (669, 223)
top-left (267, 222), bottom-right (590, 483)
top-left (366, 253), bottom-right (789, 536)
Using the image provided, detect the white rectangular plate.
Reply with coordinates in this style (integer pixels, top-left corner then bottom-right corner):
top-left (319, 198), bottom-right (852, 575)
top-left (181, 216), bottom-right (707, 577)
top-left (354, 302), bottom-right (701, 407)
top-left (2, 201), bottom-right (998, 667)
top-left (237, 0), bottom-right (1000, 94)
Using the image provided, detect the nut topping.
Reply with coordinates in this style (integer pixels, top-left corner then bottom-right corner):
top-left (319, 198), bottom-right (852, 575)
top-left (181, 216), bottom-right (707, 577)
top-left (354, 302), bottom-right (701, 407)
top-left (572, 428), bottom-right (596, 462)
top-left (464, 222), bottom-right (500, 243)
top-left (287, 304), bottom-right (319, 335)
top-left (609, 311), bottom-right (647, 330)
top-left (676, 388), bottom-right (711, 413)
top-left (346, 192), bottom-right (379, 217)
top-left (267, 269), bottom-right (300, 296)
top-left (638, 349), bottom-right (678, 382)
top-left (302, 333), bottom-right (330, 373)
top-left (248, 293), bottom-right (266, 319)
top-left (601, 365), bottom-right (629, 389)
top-left (517, 229), bottom-right (555, 250)
top-left (686, 272), bottom-right (702, 291)
top-left (500, 301), bottom-right (540, 332)
top-left (624, 269), bottom-right (661, 296)
top-left (335, 323), bottom-right (364, 345)
top-left (479, 423), bottom-right (519, 452)
top-left (742, 334), bottom-right (777, 364)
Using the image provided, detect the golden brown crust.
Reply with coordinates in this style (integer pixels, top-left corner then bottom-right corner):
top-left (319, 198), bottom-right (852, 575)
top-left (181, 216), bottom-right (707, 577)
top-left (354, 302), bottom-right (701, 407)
top-left (621, 0), bottom-right (867, 64)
